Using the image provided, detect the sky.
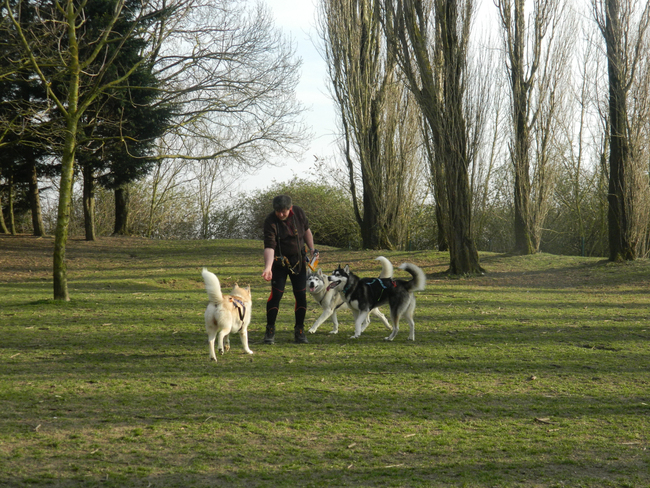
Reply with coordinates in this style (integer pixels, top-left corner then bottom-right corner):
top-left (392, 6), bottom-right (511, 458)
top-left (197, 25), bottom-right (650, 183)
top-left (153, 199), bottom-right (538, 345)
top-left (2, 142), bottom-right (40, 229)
top-left (247, 0), bottom-right (339, 190)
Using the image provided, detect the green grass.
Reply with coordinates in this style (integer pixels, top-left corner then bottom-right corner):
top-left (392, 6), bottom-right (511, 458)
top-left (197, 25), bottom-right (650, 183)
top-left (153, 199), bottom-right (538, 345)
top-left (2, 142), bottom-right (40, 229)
top-left (0, 235), bottom-right (648, 487)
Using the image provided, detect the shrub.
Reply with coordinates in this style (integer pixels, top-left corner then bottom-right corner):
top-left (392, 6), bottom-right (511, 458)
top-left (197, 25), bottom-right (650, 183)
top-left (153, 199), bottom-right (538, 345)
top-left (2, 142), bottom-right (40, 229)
top-left (210, 177), bottom-right (362, 248)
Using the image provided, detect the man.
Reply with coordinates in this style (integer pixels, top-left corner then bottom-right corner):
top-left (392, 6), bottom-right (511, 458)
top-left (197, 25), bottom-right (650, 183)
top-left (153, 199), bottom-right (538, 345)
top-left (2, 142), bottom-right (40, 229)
top-left (262, 195), bottom-right (316, 344)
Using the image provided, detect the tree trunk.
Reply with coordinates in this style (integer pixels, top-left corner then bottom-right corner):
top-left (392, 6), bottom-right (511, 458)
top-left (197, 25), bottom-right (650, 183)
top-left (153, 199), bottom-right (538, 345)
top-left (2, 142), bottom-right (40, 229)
top-left (361, 168), bottom-right (381, 250)
top-left (387, 0), bottom-right (482, 273)
top-left (605, 0), bottom-right (635, 261)
top-left (510, 0), bottom-right (534, 255)
top-left (435, 202), bottom-right (448, 252)
top-left (0, 166), bottom-right (6, 234)
top-left (53, 121), bottom-right (78, 301)
top-left (437, 0), bottom-right (482, 274)
top-left (440, 134), bottom-right (482, 274)
top-left (323, 0), bottom-right (416, 251)
top-left (114, 186), bottom-right (129, 235)
top-left (0, 213), bottom-right (7, 234)
top-left (423, 121), bottom-right (448, 251)
top-left (0, 194), bottom-right (8, 234)
top-left (82, 166), bottom-right (96, 241)
top-left (27, 156), bottom-right (46, 237)
top-left (7, 174), bottom-right (16, 235)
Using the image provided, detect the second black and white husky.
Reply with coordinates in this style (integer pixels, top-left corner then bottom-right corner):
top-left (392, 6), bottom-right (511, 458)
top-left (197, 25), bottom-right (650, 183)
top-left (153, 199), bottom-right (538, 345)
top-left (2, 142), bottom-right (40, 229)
top-left (326, 259), bottom-right (426, 341)
top-left (307, 257), bottom-right (393, 335)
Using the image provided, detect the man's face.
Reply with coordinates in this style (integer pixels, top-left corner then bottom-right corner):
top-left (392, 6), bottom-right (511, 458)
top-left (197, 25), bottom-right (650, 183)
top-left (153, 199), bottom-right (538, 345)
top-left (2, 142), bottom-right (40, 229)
top-left (275, 206), bottom-right (292, 221)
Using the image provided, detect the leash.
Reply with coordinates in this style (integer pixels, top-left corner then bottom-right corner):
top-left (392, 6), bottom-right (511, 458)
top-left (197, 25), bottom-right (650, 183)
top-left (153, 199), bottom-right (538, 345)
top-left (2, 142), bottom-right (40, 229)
top-left (274, 255), bottom-right (302, 275)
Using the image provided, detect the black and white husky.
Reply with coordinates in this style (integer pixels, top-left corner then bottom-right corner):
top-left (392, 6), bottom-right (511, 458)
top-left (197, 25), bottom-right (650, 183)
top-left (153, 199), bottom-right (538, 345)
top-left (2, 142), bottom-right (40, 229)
top-left (307, 257), bottom-right (393, 335)
top-left (326, 260), bottom-right (426, 341)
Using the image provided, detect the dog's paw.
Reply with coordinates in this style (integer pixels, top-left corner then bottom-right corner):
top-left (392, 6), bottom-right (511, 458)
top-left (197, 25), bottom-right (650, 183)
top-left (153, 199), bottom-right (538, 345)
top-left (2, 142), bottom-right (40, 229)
top-left (349, 335), bottom-right (360, 339)
top-left (329, 330), bottom-right (338, 334)
top-left (224, 344), bottom-right (230, 353)
top-left (384, 336), bottom-right (394, 341)
top-left (308, 327), bottom-right (317, 334)
top-left (218, 349), bottom-right (225, 355)
top-left (246, 350), bottom-right (254, 355)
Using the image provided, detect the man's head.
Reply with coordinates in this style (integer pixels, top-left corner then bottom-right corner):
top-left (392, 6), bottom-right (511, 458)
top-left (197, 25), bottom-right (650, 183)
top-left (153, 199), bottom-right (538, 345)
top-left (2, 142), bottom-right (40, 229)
top-left (273, 195), bottom-right (293, 221)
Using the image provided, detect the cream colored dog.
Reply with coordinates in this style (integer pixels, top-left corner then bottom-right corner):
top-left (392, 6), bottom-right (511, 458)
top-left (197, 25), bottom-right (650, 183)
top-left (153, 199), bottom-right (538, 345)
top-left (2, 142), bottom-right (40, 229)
top-left (202, 268), bottom-right (253, 361)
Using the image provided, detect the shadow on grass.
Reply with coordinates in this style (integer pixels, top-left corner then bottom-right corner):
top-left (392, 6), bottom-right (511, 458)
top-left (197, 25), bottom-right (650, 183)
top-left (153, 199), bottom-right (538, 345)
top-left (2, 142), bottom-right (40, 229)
top-left (1, 457), bottom-right (646, 488)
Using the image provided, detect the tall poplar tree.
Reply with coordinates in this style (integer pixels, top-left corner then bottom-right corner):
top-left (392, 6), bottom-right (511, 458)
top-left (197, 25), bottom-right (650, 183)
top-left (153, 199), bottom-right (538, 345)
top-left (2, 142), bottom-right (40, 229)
top-left (594, 0), bottom-right (650, 261)
top-left (385, 0), bottom-right (483, 274)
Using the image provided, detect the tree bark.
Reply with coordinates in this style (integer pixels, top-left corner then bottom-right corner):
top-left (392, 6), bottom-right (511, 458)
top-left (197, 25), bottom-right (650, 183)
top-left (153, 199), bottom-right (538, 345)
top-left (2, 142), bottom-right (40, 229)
top-left (605, 0), bottom-right (635, 261)
top-left (53, 120), bottom-right (78, 301)
top-left (7, 174), bottom-right (16, 235)
top-left (27, 155), bottom-right (46, 237)
top-left (82, 166), bottom-right (96, 241)
top-left (114, 186), bottom-right (129, 235)
top-left (0, 213), bottom-right (7, 234)
top-left (0, 165), bottom-right (8, 234)
top-left (0, 195), bottom-right (8, 234)
top-left (435, 202), bottom-right (448, 252)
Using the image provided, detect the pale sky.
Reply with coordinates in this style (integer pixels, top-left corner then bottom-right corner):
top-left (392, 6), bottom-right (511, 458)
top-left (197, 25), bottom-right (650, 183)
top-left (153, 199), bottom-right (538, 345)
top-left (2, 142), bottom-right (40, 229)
top-left (247, 0), bottom-right (339, 191)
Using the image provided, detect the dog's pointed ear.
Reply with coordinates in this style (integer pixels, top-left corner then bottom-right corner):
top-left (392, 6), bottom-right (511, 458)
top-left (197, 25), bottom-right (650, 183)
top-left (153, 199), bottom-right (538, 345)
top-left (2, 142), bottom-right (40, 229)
top-left (317, 268), bottom-right (323, 277)
top-left (344, 264), bottom-right (350, 273)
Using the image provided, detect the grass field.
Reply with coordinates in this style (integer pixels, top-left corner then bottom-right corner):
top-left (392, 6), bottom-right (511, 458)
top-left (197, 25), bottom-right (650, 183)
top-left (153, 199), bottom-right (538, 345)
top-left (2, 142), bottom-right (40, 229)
top-left (1, 235), bottom-right (648, 487)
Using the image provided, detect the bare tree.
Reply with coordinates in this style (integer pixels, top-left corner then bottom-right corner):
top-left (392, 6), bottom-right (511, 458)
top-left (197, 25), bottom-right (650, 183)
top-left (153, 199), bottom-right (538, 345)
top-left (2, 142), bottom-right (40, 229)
top-left (4, 0), bottom-right (307, 299)
top-left (551, 18), bottom-right (605, 256)
top-left (319, 0), bottom-right (422, 250)
top-left (384, 0), bottom-right (483, 274)
top-left (193, 157), bottom-right (238, 240)
top-left (380, 89), bottom-right (425, 249)
top-left (421, 116), bottom-right (448, 251)
top-left (127, 169), bottom-right (199, 239)
top-left (494, 0), bottom-right (572, 254)
top-left (142, 157), bottom-right (192, 239)
top-left (0, 183), bottom-right (8, 233)
top-left (468, 34), bottom-right (508, 251)
top-left (4, 0), bottom-right (173, 299)
top-left (625, 18), bottom-right (650, 257)
top-left (152, 0), bottom-right (308, 168)
top-left (593, 0), bottom-right (650, 261)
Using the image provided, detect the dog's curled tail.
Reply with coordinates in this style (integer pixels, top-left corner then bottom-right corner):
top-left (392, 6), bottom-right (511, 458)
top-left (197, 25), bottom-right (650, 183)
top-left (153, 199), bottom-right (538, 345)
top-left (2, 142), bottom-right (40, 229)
top-left (398, 263), bottom-right (426, 292)
top-left (202, 268), bottom-right (223, 304)
top-left (375, 256), bottom-right (394, 279)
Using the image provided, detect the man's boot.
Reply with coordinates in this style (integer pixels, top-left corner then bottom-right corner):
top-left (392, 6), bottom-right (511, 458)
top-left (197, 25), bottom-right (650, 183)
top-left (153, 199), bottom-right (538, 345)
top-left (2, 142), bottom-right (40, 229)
top-left (294, 326), bottom-right (308, 344)
top-left (263, 325), bottom-right (275, 344)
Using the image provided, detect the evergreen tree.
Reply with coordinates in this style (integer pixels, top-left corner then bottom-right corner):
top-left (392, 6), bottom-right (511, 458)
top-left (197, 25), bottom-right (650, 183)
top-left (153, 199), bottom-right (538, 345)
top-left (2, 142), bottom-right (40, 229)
top-left (74, 0), bottom-right (175, 239)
